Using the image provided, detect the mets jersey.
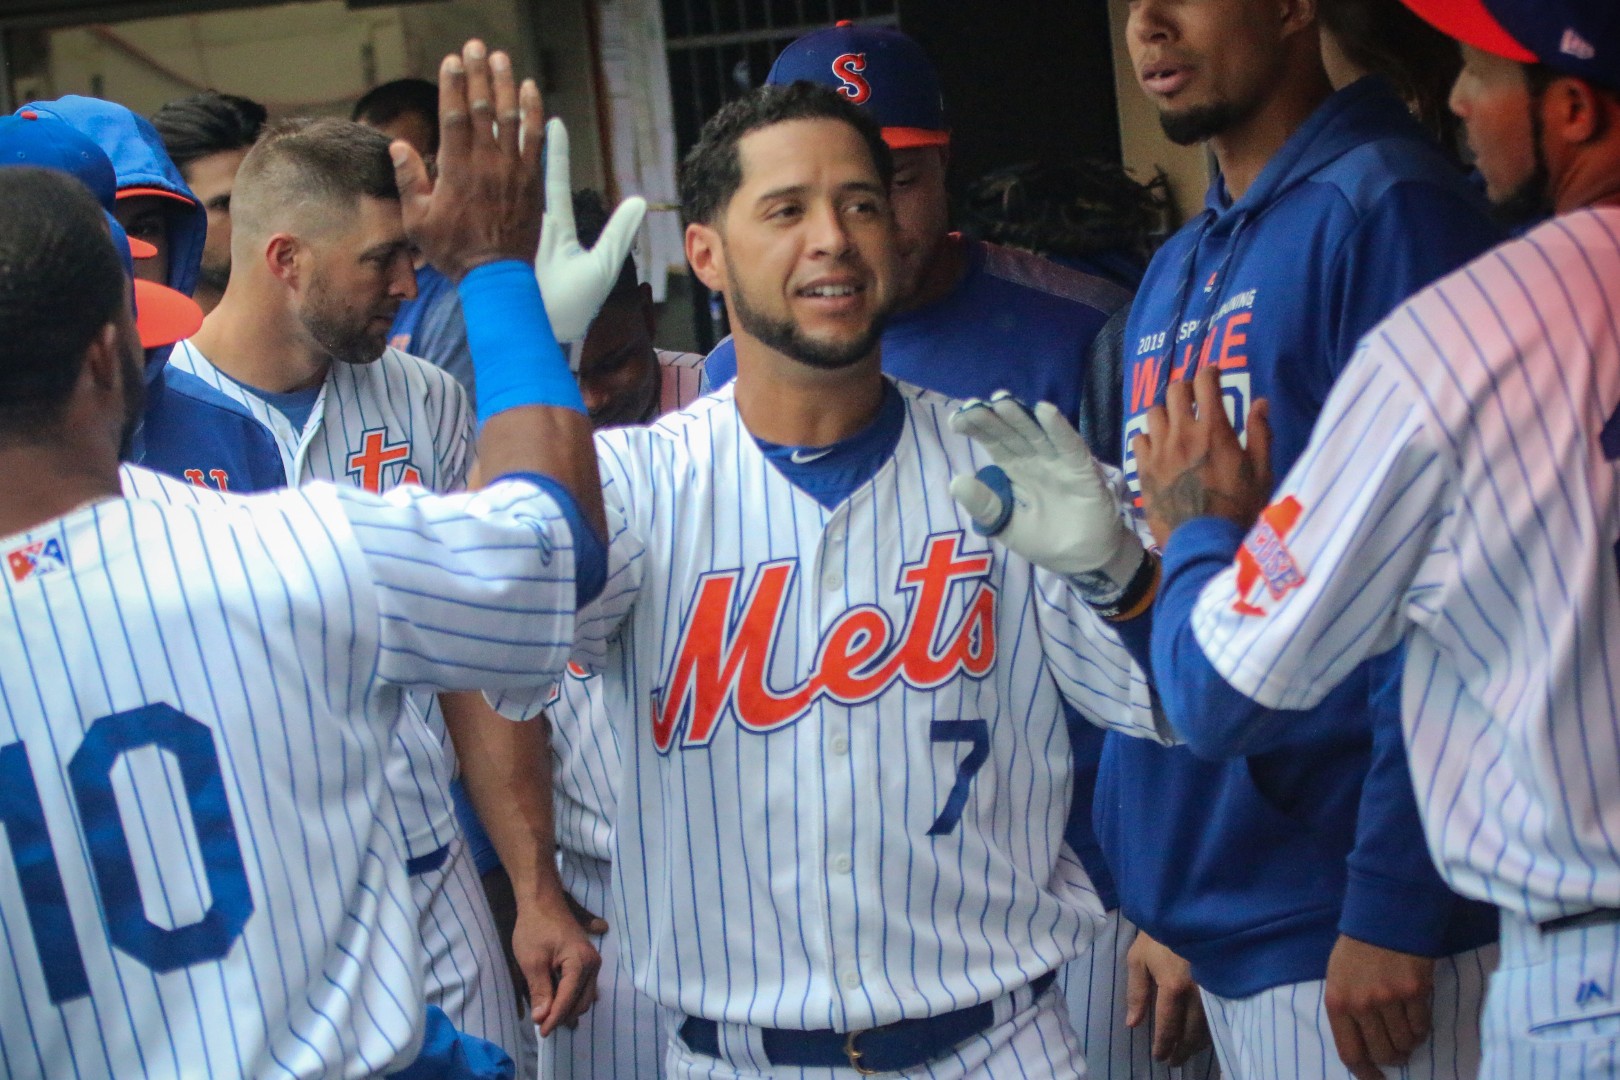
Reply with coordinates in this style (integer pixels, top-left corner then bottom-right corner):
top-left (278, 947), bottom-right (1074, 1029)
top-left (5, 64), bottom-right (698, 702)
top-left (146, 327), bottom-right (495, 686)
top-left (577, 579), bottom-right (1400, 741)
top-left (0, 468), bottom-right (578, 1078)
top-left (168, 339), bottom-right (474, 859)
top-left (1166, 207), bottom-right (1620, 923)
top-left (491, 379), bottom-right (1168, 1032)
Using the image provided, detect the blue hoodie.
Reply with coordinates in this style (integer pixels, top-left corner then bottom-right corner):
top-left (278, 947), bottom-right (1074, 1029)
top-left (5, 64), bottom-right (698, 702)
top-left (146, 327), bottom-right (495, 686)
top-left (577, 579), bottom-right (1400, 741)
top-left (30, 97), bottom-right (284, 493)
top-left (1104, 78), bottom-right (1501, 999)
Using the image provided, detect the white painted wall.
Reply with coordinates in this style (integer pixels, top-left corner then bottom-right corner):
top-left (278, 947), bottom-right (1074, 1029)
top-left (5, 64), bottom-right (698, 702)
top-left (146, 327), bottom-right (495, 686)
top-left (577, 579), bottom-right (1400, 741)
top-left (18, 0), bottom-right (605, 189)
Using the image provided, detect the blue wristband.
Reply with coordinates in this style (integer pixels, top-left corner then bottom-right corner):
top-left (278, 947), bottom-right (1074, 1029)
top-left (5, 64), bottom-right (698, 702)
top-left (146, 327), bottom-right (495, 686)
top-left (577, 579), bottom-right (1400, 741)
top-left (457, 260), bottom-right (586, 424)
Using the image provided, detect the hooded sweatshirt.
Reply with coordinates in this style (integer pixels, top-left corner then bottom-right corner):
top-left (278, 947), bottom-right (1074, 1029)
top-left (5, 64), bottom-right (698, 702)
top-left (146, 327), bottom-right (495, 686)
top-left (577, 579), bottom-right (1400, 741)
top-left (1105, 78), bottom-right (1502, 998)
top-left (30, 97), bottom-right (284, 493)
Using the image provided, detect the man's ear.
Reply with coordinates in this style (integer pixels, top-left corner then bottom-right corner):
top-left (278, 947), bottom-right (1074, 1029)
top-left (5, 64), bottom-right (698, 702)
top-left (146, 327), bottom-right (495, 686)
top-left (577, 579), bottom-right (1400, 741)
top-left (264, 233), bottom-right (302, 289)
top-left (685, 222), bottom-right (728, 294)
top-left (1280, 0), bottom-right (1317, 38)
top-left (1541, 74), bottom-right (1615, 146)
top-left (80, 320), bottom-right (125, 395)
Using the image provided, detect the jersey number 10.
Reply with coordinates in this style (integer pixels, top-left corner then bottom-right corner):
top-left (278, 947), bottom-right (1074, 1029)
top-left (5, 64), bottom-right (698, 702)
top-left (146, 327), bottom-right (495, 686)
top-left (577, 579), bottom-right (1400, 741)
top-left (0, 704), bottom-right (253, 1004)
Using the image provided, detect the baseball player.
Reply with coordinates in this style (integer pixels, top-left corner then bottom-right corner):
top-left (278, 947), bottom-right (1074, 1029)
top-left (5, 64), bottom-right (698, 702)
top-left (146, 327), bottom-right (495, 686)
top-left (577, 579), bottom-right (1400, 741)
top-left (151, 90), bottom-right (269, 315)
top-left (1108, 1), bottom-right (1620, 1076)
top-left (169, 102), bottom-right (641, 1070)
top-left (10, 98), bottom-right (285, 495)
top-left (0, 41), bottom-right (602, 1073)
top-left (1031, 2), bottom-right (1506, 1077)
top-left (698, 26), bottom-right (1192, 1077)
top-left (489, 81), bottom-right (1178, 1080)
top-left (525, 189), bottom-right (712, 1080)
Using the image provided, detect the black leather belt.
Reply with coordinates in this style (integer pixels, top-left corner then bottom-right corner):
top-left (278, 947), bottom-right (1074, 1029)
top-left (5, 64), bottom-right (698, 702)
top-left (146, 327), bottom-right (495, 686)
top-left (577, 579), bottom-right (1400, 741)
top-left (1539, 908), bottom-right (1620, 935)
top-left (678, 970), bottom-right (1058, 1075)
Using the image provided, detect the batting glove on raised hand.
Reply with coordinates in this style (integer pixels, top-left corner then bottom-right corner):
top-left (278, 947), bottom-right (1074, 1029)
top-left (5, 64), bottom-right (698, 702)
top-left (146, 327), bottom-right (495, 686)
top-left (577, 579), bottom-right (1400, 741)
top-left (534, 118), bottom-right (648, 347)
top-left (949, 392), bottom-right (1146, 591)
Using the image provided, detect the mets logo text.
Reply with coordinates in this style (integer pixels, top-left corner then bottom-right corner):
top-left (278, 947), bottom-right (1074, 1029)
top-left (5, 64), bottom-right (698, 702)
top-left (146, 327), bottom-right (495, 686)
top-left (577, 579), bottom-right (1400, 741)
top-left (1234, 497), bottom-right (1306, 617)
top-left (7, 538), bottom-right (65, 583)
top-left (652, 533), bottom-right (995, 751)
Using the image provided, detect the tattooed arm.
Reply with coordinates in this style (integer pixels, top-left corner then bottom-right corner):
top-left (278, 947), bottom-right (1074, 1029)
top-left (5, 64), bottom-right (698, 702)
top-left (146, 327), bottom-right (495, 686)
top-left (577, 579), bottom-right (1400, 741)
top-left (1134, 364), bottom-right (1272, 548)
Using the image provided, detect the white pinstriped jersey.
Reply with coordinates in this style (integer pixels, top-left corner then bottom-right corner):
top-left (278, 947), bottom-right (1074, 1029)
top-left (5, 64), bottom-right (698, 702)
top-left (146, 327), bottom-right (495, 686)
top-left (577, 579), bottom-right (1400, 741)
top-left (169, 339), bottom-right (475, 859)
top-left (1186, 207), bottom-right (1620, 923)
top-left (492, 380), bottom-right (1168, 1031)
top-left (535, 363), bottom-right (707, 868)
top-left (0, 469), bottom-right (577, 1079)
top-left (540, 665), bottom-right (619, 864)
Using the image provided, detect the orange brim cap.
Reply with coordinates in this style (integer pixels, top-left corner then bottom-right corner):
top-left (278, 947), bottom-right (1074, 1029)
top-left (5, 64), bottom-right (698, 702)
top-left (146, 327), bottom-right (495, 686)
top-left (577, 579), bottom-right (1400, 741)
top-left (1399, 0), bottom-right (1537, 62)
top-left (116, 185), bottom-right (198, 206)
top-left (133, 278), bottom-right (203, 349)
top-left (883, 126), bottom-right (951, 150)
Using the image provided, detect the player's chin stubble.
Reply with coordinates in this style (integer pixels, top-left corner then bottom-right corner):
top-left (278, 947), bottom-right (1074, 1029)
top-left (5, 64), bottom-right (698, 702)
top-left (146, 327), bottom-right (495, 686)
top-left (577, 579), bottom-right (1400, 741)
top-left (1158, 100), bottom-right (1252, 147)
top-left (729, 282), bottom-right (888, 372)
top-left (303, 305), bottom-right (387, 367)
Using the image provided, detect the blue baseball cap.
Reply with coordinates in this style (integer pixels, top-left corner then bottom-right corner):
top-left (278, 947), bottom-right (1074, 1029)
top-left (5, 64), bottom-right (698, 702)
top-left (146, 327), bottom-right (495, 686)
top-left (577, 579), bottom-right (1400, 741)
top-left (0, 110), bottom-right (201, 348)
top-left (766, 20), bottom-right (949, 149)
top-left (1401, 0), bottom-right (1620, 91)
top-left (0, 110), bottom-right (156, 259)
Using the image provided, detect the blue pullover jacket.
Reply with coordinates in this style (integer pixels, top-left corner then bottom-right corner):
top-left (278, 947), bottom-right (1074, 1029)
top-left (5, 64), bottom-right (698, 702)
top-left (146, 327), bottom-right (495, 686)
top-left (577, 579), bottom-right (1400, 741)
top-left (29, 96), bottom-right (284, 493)
top-left (1105, 78), bottom-right (1501, 998)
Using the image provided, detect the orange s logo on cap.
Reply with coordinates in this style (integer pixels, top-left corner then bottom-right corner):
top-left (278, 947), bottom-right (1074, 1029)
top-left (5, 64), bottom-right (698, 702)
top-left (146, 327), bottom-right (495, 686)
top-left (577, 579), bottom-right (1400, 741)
top-left (832, 52), bottom-right (872, 104)
top-left (1234, 496), bottom-right (1306, 617)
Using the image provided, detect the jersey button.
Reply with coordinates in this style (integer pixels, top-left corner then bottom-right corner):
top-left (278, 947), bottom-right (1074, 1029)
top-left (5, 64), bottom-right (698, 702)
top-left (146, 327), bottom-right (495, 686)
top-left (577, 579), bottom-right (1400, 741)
top-left (842, 969), bottom-right (861, 990)
top-left (823, 570), bottom-right (844, 591)
top-left (830, 734), bottom-right (849, 756)
top-left (832, 854), bottom-right (852, 874)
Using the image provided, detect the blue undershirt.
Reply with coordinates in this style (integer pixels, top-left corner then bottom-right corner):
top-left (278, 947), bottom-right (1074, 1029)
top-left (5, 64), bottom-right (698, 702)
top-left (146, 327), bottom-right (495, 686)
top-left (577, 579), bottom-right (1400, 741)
top-left (752, 381), bottom-right (905, 509)
top-left (217, 366), bottom-right (321, 433)
top-left (256, 383), bottom-right (322, 432)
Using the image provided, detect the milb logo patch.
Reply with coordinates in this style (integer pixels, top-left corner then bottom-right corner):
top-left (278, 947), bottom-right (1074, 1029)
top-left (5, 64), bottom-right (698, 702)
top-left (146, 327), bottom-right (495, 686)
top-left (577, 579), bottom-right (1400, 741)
top-left (7, 538), bottom-right (65, 583)
top-left (1233, 497), bottom-right (1305, 617)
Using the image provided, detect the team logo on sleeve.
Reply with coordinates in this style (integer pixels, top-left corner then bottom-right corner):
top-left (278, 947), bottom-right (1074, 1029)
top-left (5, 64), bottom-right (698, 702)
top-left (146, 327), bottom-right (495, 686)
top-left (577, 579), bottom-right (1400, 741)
top-left (832, 53), bottom-right (872, 103)
top-left (651, 532), bottom-right (996, 751)
top-left (1233, 497), bottom-right (1305, 617)
top-left (347, 428), bottom-right (424, 492)
top-left (7, 538), bottom-right (65, 583)
top-left (542, 662), bottom-right (591, 707)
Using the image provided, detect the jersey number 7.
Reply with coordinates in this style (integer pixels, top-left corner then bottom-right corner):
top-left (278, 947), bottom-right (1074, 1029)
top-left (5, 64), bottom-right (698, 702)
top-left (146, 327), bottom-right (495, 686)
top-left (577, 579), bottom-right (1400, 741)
top-left (0, 704), bottom-right (252, 1004)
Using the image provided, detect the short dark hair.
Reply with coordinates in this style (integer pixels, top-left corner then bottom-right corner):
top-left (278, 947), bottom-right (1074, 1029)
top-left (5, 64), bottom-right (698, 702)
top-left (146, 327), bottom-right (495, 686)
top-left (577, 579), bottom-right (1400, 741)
top-left (572, 188), bottom-right (641, 304)
top-left (0, 169), bottom-right (127, 442)
top-left (678, 82), bottom-right (893, 227)
top-left (150, 91), bottom-right (268, 173)
top-left (231, 118), bottom-right (399, 239)
top-left (353, 78), bottom-right (440, 156)
top-left (1318, 0), bottom-right (1463, 152)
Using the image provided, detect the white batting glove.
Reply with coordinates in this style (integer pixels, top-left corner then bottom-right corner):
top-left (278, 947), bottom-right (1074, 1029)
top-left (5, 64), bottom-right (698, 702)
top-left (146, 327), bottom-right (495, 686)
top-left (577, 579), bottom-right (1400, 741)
top-left (949, 392), bottom-right (1146, 591)
top-left (535, 118), bottom-right (648, 349)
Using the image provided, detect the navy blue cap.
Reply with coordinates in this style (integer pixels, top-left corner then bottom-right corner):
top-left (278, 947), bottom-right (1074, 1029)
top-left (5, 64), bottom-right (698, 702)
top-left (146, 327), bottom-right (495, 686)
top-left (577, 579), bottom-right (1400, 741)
top-left (766, 20), bottom-right (949, 148)
top-left (1402, 0), bottom-right (1620, 91)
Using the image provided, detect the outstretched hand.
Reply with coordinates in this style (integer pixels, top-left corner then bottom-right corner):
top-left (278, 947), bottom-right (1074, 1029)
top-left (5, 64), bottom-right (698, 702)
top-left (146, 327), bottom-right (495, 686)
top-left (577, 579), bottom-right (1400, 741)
top-left (393, 39), bottom-right (545, 282)
top-left (535, 118), bottom-right (648, 344)
top-left (1133, 363), bottom-right (1273, 549)
top-left (949, 392), bottom-right (1144, 587)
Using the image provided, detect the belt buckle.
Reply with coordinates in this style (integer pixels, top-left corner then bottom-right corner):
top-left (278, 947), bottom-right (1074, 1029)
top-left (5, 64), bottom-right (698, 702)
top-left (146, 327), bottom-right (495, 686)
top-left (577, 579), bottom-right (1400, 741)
top-left (844, 1028), bottom-right (879, 1075)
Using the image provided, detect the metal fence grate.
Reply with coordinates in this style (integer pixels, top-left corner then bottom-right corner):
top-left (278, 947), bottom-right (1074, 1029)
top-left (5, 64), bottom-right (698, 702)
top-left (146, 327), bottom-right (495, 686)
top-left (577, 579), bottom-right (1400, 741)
top-left (661, 0), bottom-right (896, 347)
